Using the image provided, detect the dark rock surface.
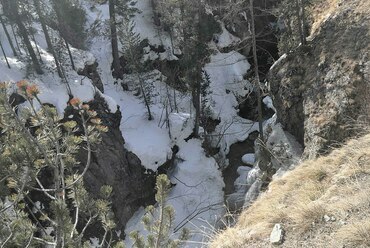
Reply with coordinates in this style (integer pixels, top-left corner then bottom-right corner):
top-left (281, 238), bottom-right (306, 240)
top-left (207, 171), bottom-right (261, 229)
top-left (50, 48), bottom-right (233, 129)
top-left (77, 61), bottom-right (105, 93)
top-left (76, 95), bottom-right (156, 231)
top-left (268, 5), bottom-right (370, 158)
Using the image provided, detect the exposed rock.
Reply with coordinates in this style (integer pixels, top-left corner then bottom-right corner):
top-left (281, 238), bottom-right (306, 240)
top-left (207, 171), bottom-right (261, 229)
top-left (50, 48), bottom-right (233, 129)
top-left (268, 4), bottom-right (370, 158)
top-left (223, 136), bottom-right (255, 210)
top-left (243, 177), bottom-right (263, 208)
top-left (324, 215), bottom-right (336, 222)
top-left (270, 224), bottom-right (285, 245)
top-left (238, 89), bottom-right (275, 121)
top-left (75, 95), bottom-right (156, 231)
top-left (77, 61), bottom-right (104, 93)
top-left (241, 116), bottom-right (302, 208)
top-left (265, 119), bottom-right (303, 177)
top-left (226, 166), bottom-right (252, 211)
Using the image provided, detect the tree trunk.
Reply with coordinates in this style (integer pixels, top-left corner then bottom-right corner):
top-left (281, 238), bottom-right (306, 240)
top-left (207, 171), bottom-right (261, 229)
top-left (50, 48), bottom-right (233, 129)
top-left (64, 38), bottom-right (75, 70)
top-left (0, 38), bottom-right (11, 68)
top-left (295, 0), bottom-right (305, 46)
top-left (138, 75), bottom-right (153, 121)
top-left (34, 0), bottom-right (63, 78)
top-left (52, 0), bottom-right (76, 70)
top-left (192, 82), bottom-right (201, 138)
top-left (300, 0), bottom-right (307, 44)
top-left (0, 14), bottom-right (17, 56)
top-left (28, 21), bottom-right (43, 64)
top-left (109, 0), bottom-right (122, 79)
top-left (249, 0), bottom-right (264, 141)
top-left (10, 0), bottom-right (43, 74)
top-left (10, 24), bottom-right (22, 54)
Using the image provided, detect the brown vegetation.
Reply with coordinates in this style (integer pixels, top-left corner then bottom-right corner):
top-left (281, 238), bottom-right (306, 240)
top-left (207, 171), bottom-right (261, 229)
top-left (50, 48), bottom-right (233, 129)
top-left (211, 134), bottom-right (370, 247)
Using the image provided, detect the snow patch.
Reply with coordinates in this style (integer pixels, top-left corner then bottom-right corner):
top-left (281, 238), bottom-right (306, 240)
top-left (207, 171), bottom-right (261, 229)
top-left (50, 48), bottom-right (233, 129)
top-left (124, 139), bottom-right (225, 247)
top-left (242, 153), bottom-right (255, 165)
top-left (214, 22), bottom-right (241, 50)
top-left (205, 51), bottom-right (258, 162)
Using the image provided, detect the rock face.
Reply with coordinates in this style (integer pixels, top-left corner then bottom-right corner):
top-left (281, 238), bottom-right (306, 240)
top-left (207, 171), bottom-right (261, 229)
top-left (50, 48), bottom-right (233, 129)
top-left (269, 2), bottom-right (370, 158)
top-left (77, 61), bottom-right (104, 93)
top-left (76, 95), bottom-right (156, 231)
top-left (240, 116), bottom-right (302, 208)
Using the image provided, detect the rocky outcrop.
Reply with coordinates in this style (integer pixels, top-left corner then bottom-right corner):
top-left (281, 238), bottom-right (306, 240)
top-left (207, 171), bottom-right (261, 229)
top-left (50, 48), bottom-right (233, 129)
top-left (75, 95), bottom-right (156, 231)
top-left (234, 115), bottom-right (303, 209)
top-left (77, 61), bottom-right (104, 93)
top-left (268, 2), bottom-right (370, 158)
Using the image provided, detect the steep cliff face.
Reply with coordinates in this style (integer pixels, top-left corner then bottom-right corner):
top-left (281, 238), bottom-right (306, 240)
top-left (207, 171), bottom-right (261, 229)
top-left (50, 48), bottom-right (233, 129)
top-left (75, 95), bottom-right (156, 231)
top-left (269, 0), bottom-right (370, 158)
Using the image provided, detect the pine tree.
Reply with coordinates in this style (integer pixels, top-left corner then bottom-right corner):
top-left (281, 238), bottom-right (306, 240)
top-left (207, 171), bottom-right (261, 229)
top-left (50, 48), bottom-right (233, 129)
top-left (200, 70), bottom-right (213, 129)
top-left (109, 0), bottom-right (122, 79)
top-left (0, 81), bottom-right (120, 247)
top-left (119, 20), bottom-right (155, 121)
top-left (0, 38), bottom-right (10, 68)
top-left (130, 174), bottom-right (189, 248)
top-left (33, 0), bottom-right (64, 79)
top-left (276, 0), bottom-right (311, 53)
top-left (249, 0), bottom-right (264, 141)
top-left (182, 12), bottom-right (210, 137)
top-left (5, 0), bottom-right (43, 74)
top-left (0, 13), bottom-right (17, 56)
top-left (50, 0), bottom-right (88, 71)
top-left (156, 0), bottom-right (214, 137)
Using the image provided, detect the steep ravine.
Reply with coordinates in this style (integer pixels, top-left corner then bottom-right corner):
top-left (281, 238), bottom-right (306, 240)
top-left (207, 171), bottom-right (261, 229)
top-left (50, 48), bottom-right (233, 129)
top-left (221, 2), bottom-right (279, 210)
top-left (223, 133), bottom-right (257, 197)
top-left (268, 0), bottom-right (370, 158)
top-left (74, 95), bottom-right (156, 232)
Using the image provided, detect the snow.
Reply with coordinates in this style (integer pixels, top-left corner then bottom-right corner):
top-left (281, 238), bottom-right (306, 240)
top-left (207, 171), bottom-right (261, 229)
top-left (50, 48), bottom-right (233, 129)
top-left (242, 153), bottom-right (255, 165)
top-left (125, 139), bottom-right (225, 247)
top-left (0, 19), bottom-right (117, 116)
top-left (213, 22), bottom-right (241, 50)
top-left (235, 166), bottom-right (252, 192)
top-left (83, 1), bottom-right (229, 242)
top-left (105, 84), bottom-right (173, 171)
top-left (226, 165), bottom-right (252, 211)
top-left (169, 113), bottom-right (194, 144)
top-left (82, 1), bottom-right (259, 240)
top-left (263, 96), bottom-right (276, 112)
top-left (0, 0), bottom-right (265, 245)
top-left (205, 51), bottom-right (259, 162)
top-left (132, 0), bottom-right (176, 60)
top-left (265, 120), bottom-right (303, 177)
top-left (99, 91), bottom-right (118, 113)
top-left (269, 53), bottom-right (287, 71)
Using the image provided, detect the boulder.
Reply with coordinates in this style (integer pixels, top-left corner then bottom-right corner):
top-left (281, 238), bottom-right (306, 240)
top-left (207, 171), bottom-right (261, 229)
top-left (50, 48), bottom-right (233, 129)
top-left (270, 223), bottom-right (285, 245)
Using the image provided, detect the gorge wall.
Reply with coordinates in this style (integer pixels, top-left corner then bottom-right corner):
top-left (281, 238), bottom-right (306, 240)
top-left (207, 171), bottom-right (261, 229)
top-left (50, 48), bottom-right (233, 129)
top-left (75, 95), bottom-right (156, 232)
top-left (268, 0), bottom-right (370, 158)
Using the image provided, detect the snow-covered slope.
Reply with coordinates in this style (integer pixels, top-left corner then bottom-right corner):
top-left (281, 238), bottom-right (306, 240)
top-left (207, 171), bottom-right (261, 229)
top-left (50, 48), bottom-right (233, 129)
top-left (0, 17), bottom-right (115, 115)
top-left (1, 0), bottom-right (265, 246)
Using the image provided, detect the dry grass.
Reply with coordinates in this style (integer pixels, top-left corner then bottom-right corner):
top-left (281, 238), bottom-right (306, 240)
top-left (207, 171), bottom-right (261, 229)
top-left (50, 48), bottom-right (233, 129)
top-left (210, 134), bottom-right (370, 248)
top-left (309, 0), bottom-right (339, 37)
top-left (338, 220), bottom-right (370, 247)
top-left (309, 0), bottom-right (370, 37)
